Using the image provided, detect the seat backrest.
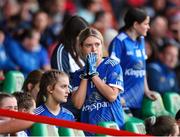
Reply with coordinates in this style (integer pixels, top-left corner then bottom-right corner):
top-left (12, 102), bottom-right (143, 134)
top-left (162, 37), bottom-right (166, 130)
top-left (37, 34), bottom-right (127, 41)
top-left (124, 112), bottom-right (145, 134)
top-left (3, 71), bottom-right (24, 93)
top-left (163, 92), bottom-right (180, 116)
top-left (30, 123), bottom-right (48, 136)
top-left (124, 111), bottom-right (143, 123)
top-left (96, 121), bottom-right (119, 136)
top-left (47, 124), bottom-right (59, 136)
top-left (142, 92), bottom-right (170, 119)
top-left (98, 121), bottom-right (119, 130)
top-left (125, 121), bottom-right (146, 134)
top-left (58, 127), bottom-right (85, 136)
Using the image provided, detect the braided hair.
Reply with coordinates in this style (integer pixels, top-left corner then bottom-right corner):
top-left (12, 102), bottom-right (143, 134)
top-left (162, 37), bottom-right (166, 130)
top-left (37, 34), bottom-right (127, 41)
top-left (36, 70), bottom-right (68, 107)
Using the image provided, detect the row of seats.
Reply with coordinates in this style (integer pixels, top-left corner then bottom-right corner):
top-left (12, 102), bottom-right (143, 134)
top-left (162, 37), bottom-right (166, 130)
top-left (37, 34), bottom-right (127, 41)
top-left (30, 118), bottom-right (145, 136)
top-left (1, 71), bottom-right (180, 136)
top-left (30, 113), bottom-right (146, 136)
top-left (142, 92), bottom-right (180, 118)
top-left (1, 71), bottom-right (180, 117)
top-left (123, 92), bottom-right (180, 135)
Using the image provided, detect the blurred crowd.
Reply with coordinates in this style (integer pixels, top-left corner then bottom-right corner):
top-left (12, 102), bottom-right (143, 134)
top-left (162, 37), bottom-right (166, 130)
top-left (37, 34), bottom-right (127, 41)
top-left (0, 0), bottom-right (179, 78)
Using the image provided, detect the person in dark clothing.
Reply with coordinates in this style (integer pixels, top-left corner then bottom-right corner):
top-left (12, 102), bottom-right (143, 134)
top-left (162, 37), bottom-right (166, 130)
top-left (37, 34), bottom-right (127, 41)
top-left (51, 15), bottom-right (89, 120)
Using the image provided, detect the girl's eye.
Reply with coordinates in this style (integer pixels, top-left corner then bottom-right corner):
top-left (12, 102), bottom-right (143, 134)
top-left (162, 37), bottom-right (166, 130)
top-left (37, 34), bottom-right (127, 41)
top-left (95, 43), bottom-right (100, 47)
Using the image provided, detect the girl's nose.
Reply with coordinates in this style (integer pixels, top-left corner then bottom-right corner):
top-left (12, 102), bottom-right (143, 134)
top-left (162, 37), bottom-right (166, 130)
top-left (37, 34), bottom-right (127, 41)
top-left (91, 45), bottom-right (97, 52)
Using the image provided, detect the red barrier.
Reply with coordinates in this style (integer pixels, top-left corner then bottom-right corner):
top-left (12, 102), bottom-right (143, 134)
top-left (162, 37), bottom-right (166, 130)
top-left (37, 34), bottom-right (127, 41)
top-left (0, 109), bottom-right (148, 136)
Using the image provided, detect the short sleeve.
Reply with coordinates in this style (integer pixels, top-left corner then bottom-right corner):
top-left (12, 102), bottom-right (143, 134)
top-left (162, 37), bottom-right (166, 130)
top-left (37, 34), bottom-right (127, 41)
top-left (71, 69), bottom-right (83, 92)
top-left (109, 37), bottom-right (123, 63)
top-left (106, 60), bottom-right (124, 91)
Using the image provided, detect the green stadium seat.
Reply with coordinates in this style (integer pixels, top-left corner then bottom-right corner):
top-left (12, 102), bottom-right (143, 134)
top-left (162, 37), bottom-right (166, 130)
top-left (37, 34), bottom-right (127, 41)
top-left (30, 123), bottom-right (48, 136)
top-left (97, 121), bottom-right (119, 129)
top-left (2, 71), bottom-right (24, 93)
top-left (124, 112), bottom-right (145, 134)
top-left (30, 123), bottom-right (59, 136)
top-left (125, 121), bottom-right (146, 134)
top-left (46, 124), bottom-right (59, 136)
top-left (58, 127), bottom-right (85, 136)
top-left (162, 92), bottom-right (180, 116)
top-left (96, 121), bottom-right (119, 136)
top-left (142, 92), bottom-right (171, 119)
top-left (124, 111), bottom-right (143, 123)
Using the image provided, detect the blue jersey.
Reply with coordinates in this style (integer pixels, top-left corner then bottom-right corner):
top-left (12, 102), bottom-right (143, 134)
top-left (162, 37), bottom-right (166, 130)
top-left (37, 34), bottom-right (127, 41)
top-left (4, 36), bottom-right (50, 77)
top-left (109, 32), bottom-right (147, 109)
top-left (72, 58), bottom-right (124, 129)
top-left (34, 104), bottom-right (75, 121)
top-left (147, 61), bottom-right (179, 94)
top-left (26, 104), bottom-right (75, 136)
top-left (0, 43), bottom-right (17, 70)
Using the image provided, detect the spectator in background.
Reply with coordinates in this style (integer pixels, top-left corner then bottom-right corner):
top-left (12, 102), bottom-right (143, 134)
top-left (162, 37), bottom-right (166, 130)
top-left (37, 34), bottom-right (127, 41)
top-left (145, 40), bottom-right (159, 63)
top-left (32, 11), bottom-right (53, 50)
top-left (169, 11), bottom-right (180, 90)
top-left (145, 115), bottom-right (179, 136)
top-left (4, 28), bottom-right (51, 77)
top-left (109, 0), bottom-right (126, 24)
top-left (0, 30), bottom-right (18, 72)
top-left (147, 42), bottom-right (179, 94)
top-left (145, 0), bottom-right (167, 18)
top-left (109, 8), bottom-right (157, 118)
top-left (72, 28), bottom-right (124, 135)
top-left (92, 10), bottom-right (118, 57)
top-left (168, 12), bottom-right (180, 44)
top-left (22, 69), bottom-right (43, 101)
top-left (0, 30), bottom-right (15, 81)
top-left (146, 16), bottom-right (169, 63)
top-left (149, 16), bottom-right (168, 47)
top-left (78, 0), bottom-right (102, 24)
top-left (0, 0), bottom-right (20, 25)
top-left (47, 0), bottom-right (72, 41)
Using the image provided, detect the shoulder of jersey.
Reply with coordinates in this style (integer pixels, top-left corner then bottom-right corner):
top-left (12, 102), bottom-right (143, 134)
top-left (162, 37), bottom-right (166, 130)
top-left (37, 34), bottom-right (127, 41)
top-left (34, 105), bottom-right (45, 115)
top-left (117, 32), bottom-right (128, 41)
top-left (62, 107), bottom-right (74, 116)
top-left (104, 58), bottom-right (119, 67)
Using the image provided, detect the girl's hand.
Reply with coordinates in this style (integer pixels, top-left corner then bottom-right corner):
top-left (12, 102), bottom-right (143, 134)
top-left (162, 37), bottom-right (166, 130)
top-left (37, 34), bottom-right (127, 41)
top-left (145, 90), bottom-right (157, 100)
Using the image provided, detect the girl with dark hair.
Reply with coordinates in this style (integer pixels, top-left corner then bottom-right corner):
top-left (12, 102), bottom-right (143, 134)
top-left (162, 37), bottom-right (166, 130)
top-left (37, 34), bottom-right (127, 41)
top-left (51, 15), bottom-right (88, 75)
top-left (109, 8), bottom-right (157, 118)
top-left (145, 115), bottom-right (179, 136)
top-left (22, 69), bottom-right (43, 101)
top-left (51, 15), bottom-right (89, 120)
